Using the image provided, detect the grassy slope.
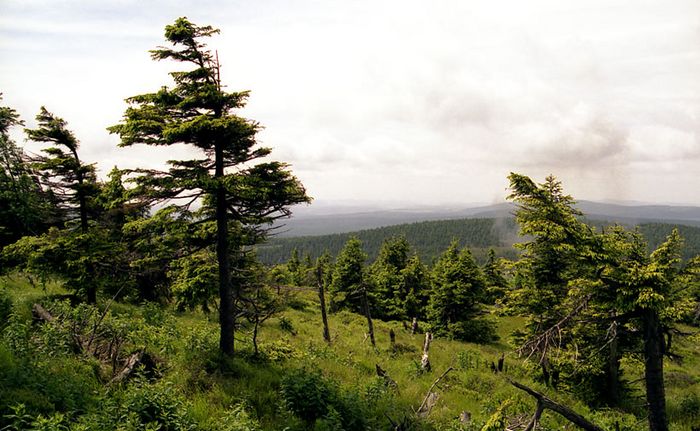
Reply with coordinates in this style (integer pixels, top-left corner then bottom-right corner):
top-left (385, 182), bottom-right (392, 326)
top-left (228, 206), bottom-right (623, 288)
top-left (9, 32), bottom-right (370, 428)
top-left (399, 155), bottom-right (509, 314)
top-left (2, 277), bottom-right (699, 430)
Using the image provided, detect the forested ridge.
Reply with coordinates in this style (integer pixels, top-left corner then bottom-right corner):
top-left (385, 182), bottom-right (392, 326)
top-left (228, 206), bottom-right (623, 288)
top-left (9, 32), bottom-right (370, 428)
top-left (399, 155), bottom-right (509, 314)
top-left (258, 217), bottom-right (700, 265)
top-left (1, 17), bottom-right (700, 431)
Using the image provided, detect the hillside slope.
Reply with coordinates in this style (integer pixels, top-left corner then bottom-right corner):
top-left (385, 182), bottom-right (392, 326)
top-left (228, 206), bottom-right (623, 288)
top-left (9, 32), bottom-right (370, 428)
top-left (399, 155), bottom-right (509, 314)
top-left (1, 277), bottom-right (698, 430)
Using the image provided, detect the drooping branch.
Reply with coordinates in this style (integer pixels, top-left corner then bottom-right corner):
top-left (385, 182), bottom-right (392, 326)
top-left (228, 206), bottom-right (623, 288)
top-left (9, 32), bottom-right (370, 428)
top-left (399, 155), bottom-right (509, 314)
top-left (517, 295), bottom-right (591, 363)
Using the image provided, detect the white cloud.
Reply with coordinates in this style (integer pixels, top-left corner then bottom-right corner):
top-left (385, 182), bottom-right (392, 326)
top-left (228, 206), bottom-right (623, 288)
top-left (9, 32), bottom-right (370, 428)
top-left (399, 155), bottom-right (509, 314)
top-left (1, 0), bottom-right (699, 205)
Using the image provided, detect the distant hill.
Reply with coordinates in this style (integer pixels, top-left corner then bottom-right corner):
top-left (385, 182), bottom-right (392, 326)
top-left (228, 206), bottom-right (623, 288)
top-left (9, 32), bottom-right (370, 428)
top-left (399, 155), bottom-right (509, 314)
top-left (259, 218), bottom-right (520, 265)
top-left (278, 201), bottom-right (700, 237)
top-left (257, 217), bottom-right (700, 265)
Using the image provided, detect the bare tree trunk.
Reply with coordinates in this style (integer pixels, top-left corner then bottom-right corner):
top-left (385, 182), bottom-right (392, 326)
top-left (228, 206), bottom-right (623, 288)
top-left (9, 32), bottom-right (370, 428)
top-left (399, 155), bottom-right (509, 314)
top-left (411, 317), bottom-right (418, 335)
top-left (215, 143), bottom-right (234, 357)
top-left (316, 265), bottom-right (331, 344)
top-left (421, 332), bottom-right (432, 372)
top-left (607, 331), bottom-right (621, 406)
top-left (417, 366), bottom-right (453, 416)
top-left (643, 308), bottom-right (668, 431)
top-left (361, 285), bottom-right (375, 347)
top-left (252, 317), bottom-right (259, 356)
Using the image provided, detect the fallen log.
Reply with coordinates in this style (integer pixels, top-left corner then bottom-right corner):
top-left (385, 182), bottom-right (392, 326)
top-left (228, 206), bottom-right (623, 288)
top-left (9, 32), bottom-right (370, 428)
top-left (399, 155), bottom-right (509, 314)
top-left (32, 303), bottom-right (54, 323)
top-left (110, 350), bottom-right (144, 385)
top-left (507, 378), bottom-right (604, 431)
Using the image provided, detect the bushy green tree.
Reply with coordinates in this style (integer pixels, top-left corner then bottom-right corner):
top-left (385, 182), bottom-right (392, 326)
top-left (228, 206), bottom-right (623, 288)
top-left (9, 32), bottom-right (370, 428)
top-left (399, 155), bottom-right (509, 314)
top-left (427, 240), bottom-right (495, 342)
top-left (506, 173), bottom-right (591, 331)
top-left (25, 106), bottom-right (102, 304)
top-left (329, 237), bottom-right (367, 313)
top-left (0, 99), bottom-right (54, 248)
top-left (507, 173), bottom-right (698, 430)
top-left (482, 248), bottom-right (509, 302)
top-left (368, 236), bottom-right (428, 321)
top-left (109, 17), bottom-right (309, 355)
top-left (26, 108), bottom-right (99, 234)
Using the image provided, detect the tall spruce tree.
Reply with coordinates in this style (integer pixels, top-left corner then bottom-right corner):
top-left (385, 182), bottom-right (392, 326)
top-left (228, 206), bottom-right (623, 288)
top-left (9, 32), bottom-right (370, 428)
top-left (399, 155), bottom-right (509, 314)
top-left (109, 18), bottom-right (309, 356)
top-left (507, 173), bottom-right (698, 428)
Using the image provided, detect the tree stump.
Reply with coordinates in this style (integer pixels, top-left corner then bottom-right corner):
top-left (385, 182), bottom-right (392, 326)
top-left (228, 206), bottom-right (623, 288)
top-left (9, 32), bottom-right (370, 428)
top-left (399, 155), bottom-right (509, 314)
top-left (420, 332), bottom-right (432, 372)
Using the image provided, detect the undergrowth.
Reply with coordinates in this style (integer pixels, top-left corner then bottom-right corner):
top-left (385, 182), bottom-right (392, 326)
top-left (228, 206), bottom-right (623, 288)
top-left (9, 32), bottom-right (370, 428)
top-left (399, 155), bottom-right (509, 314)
top-left (1, 275), bottom-right (699, 430)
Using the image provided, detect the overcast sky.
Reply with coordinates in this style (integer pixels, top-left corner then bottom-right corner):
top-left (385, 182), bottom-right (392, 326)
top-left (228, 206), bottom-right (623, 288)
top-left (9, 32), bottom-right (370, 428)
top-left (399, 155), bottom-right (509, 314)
top-left (1, 0), bottom-right (699, 207)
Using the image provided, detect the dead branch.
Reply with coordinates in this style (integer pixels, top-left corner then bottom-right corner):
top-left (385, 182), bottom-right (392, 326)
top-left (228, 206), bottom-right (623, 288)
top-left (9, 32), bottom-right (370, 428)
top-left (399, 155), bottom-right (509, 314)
top-left (517, 295), bottom-right (591, 363)
top-left (417, 366), bottom-right (453, 417)
top-left (507, 378), bottom-right (604, 431)
top-left (32, 303), bottom-right (54, 322)
top-left (110, 350), bottom-right (144, 385)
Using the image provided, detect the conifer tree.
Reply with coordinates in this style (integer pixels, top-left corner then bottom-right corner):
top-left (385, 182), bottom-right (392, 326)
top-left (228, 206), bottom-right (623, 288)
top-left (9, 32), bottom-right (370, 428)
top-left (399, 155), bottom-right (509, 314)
top-left (0, 98), bottom-right (53, 248)
top-left (427, 240), bottom-right (495, 342)
top-left (369, 235), bottom-right (428, 321)
top-left (482, 248), bottom-right (509, 302)
top-left (26, 108), bottom-right (99, 234)
top-left (109, 17), bottom-right (309, 355)
top-left (329, 237), bottom-right (367, 313)
top-left (24, 108), bottom-right (101, 302)
top-left (369, 235), bottom-right (411, 319)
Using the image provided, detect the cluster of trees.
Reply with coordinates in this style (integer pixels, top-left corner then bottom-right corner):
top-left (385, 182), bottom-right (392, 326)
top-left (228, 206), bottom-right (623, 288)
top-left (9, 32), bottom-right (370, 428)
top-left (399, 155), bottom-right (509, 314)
top-left (0, 18), bottom-right (309, 356)
top-left (277, 236), bottom-right (509, 344)
top-left (503, 174), bottom-right (699, 431)
top-left (275, 174), bottom-right (700, 431)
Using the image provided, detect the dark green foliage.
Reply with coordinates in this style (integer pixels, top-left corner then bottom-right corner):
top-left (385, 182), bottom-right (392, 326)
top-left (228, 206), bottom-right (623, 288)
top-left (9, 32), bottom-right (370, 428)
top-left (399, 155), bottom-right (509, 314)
top-left (280, 368), bottom-right (367, 431)
top-left (0, 100), bottom-right (54, 249)
top-left (25, 107), bottom-right (99, 232)
top-left (256, 218), bottom-right (518, 265)
top-left (123, 206), bottom-right (196, 302)
top-left (427, 241), bottom-right (496, 342)
top-left (368, 236), bottom-right (429, 321)
top-left (170, 251), bottom-right (218, 312)
top-left (287, 248), bottom-right (308, 286)
top-left (482, 248), bottom-right (509, 302)
top-left (639, 222), bottom-right (700, 261)
top-left (328, 237), bottom-right (366, 313)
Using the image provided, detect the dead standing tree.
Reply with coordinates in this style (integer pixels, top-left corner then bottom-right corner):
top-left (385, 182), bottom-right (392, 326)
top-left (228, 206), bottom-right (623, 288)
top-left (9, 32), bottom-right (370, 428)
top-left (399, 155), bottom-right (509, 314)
top-left (420, 332), bottom-right (432, 372)
top-left (361, 283), bottom-right (376, 347)
top-left (315, 261), bottom-right (331, 344)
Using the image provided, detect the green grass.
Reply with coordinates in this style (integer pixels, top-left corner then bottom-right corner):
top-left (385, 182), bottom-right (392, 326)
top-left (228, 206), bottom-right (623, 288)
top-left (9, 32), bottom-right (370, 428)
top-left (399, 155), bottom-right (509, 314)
top-left (1, 275), bottom-right (699, 430)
